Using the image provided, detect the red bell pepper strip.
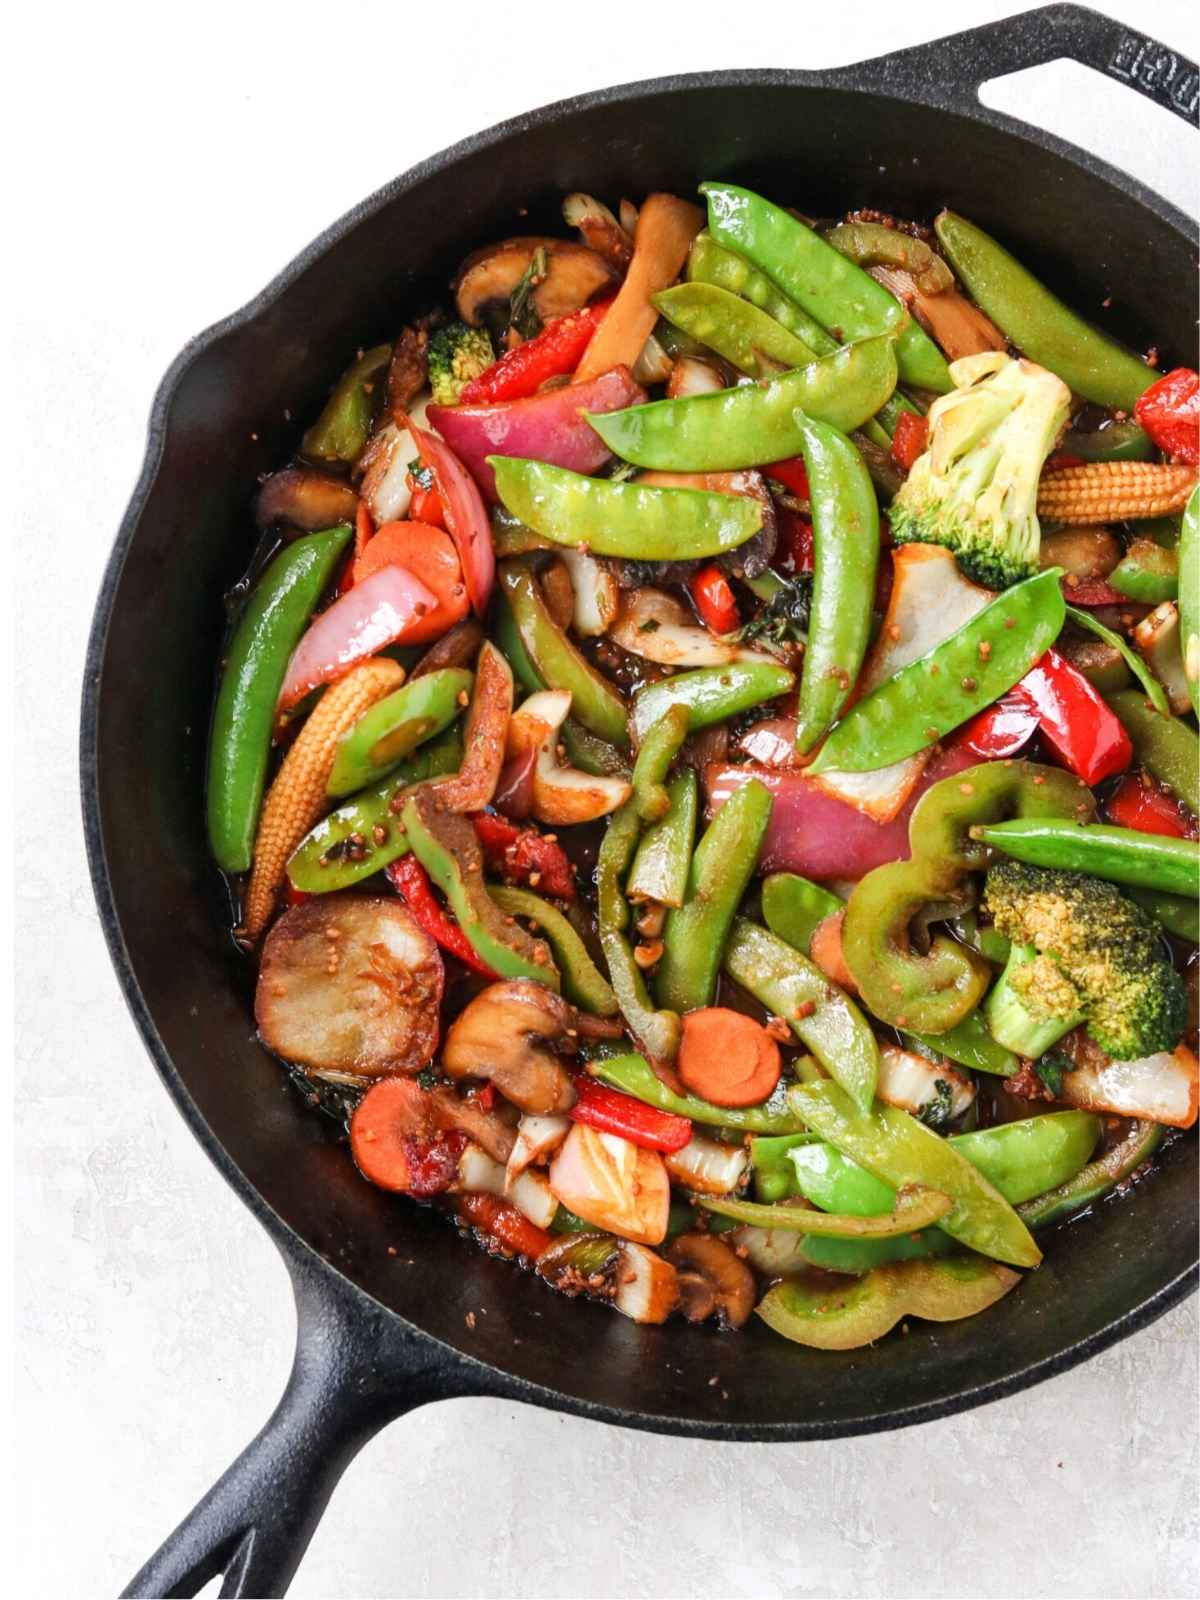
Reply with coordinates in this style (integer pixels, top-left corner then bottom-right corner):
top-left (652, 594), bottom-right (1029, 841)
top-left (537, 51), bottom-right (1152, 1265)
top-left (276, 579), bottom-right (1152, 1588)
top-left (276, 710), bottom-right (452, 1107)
top-left (570, 1075), bottom-right (693, 1153)
top-left (689, 564), bottom-right (740, 634)
top-left (470, 813), bottom-right (576, 900)
top-left (950, 691), bottom-right (1039, 759)
top-left (457, 299), bottom-right (615, 405)
top-left (385, 853), bottom-right (498, 977)
top-left (1013, 649), bottom-right (1132, 785)
top-left (336, 502), bottom-right (377, 597)
top-left (765, 456), bottom-right (810, 499)
top-left (456, 1192), bottom-right (552, 1259)
top-left (1105, 771), bottom-right (1194, 838)
top-left (890, 411), bottom-right (929, 472)
top-left (1134, 367), bottom-right (1200, 465)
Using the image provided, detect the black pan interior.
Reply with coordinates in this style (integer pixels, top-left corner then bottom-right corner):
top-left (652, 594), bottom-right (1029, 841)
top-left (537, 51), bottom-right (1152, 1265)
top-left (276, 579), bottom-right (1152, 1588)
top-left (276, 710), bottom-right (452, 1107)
top-left (88, 75), bottom-right (1198, 1436)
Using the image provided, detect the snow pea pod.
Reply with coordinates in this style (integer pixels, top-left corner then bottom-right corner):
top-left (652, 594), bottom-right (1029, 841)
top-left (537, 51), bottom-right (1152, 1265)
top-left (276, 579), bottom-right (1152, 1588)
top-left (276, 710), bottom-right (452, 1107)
top-left (761, 872), bottom-right (843, 954)
top-left (809, 569), bottom-right (1066, 774)
top-left (326, 668), bottom-right (472, 797)
top-left (585, 336), bottom-right (899, 471)
top-left (1108, 687), bottom-right (1199, 812)
top-left (490, 457), bottom-right (762, 561)
top-left (703, 183), bottom-right (951, 394)
top-left (903, 1015), bottom-right (1017, 1079)
top-left (656, 782), bottom-right (774, 1014)
top-left (631, 702), bottom-right (690, 822)
top-left (1067, 609), bottom-right (1169, 717)
top-left (687, 232), bottom-right (837, 354)
top-left (488, 886), bottom-right (617, 1015)
top-left (653, 282), bottom-right (818, 377)
top-left (934, 212), bottom-right (1153, 412)
top-left (792, 412), bottom-right (880, 753)
top-left (589, 1052), bottom-right (806, 1134)
top-left (788, 1080), bottom-right (1042, 1268)
top-left (631, 660), bottom-right (794, 742)
top-left (207, 523), bottom-right (352, 872)
top-left (286, 728), bottom-right (463, 891)
top-left (971, 818), bottom-right (1200, 899)
top-left (723, 917), bottom-right (879, 1112)
top-left (627, 770), bottom-right (698, 909)
top-left (1178, 485), bottom-right (1200, 714)
top-left (498, 562), bottom-right (629, 746)
top-left (751, 1132), bottom-right (819, 1202)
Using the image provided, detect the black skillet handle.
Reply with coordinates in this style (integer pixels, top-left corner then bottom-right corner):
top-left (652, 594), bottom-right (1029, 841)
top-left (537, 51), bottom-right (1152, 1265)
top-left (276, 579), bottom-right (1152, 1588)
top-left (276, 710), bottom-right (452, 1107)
top-left (846, 2), bottom-right (1199, 125)
top-left (121, 1256), bottom-right (476, 1598)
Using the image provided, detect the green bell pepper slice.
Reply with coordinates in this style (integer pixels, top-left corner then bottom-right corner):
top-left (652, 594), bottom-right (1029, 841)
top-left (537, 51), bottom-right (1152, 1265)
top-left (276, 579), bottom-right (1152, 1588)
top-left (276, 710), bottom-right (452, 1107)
top-left (585, 336), bottom-right (899, 472)
top-left (656, 782), bottom-right (774, 1015)
top-left (703, 183), bottom-right (950, 394)
top-left (750, 1132), bottom-right (819, 1202)
top-left (631, 703), bottom-right (689, 823)
top-left (627, 770), bottom-right (698, 909)
top-left (588, 1052), bottom-right (807, 1134)
top-left (1067, 608), bottom-right (1170, 716)
top-left (498, 562), bottom-right (629, 746)
top-left (761, 872), bottom-right (843, 954)
top-left (971, 818), bottom-right (1200, 899)
top-left (699, 1184), bottom-right (953, 1236)
top-left (490, 457), bottom-right (763, 561)
top-left (1017, 1119), bottom-right (1164, 1230)
top-left (1109, 540), bottom-right (1178, 604)
top-left (302, 343), bottom-right (391, 465)
top-left (789, 1080), bottom-right (1043, 1268)
top-left (631, 661), bottom-right (794, 743)
top-left (723, 918), bottom-right (879, 1113)
top-left (653, 281), bottom-right (818, 377)
top-left (809, 570), bottom-right (1066, 774)
top-left (1109, 687), bottom-right (1199, 813)
top-left (207, 524), bottom-right (352, 872)
top-left (596, 801), bottom-right (681, 1063)
top-left (326, 668), bottom-right (472, 797)
top-left (934, 212), bottom-right (1153, 412)
top-left (1180, 485), bottom-right (1200, 714)
top-left (757, 1253), bottom-right (1020, 1350)
top-left (488, 886), bottom-right (617, 1015)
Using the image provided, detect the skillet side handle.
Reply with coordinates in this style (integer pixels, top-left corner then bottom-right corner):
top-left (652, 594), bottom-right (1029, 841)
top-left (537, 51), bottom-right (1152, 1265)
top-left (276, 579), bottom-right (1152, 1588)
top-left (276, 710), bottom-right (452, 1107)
top-left (847, 2), bottom-right (1199, 125)
top-left (121, 1260), bottom-right (469, 1599)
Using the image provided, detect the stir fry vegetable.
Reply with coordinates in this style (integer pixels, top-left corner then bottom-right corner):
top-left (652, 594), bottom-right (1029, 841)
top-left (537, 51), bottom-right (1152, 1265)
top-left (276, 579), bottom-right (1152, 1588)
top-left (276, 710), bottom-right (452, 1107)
top-left (210, 178), bottom-right (1197, 1356)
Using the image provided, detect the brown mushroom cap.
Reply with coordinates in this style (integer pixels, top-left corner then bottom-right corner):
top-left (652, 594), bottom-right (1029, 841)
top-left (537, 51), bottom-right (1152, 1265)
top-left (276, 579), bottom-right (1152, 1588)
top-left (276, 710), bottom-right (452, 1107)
top-left (441, 979), bottom-right (579, 1115)
top-left (666, 1233), bottom-right (756, 1329)
top-left (454, 237), bottom-right (618, 329)
top-left (254, 466), bottom-right (359, 532)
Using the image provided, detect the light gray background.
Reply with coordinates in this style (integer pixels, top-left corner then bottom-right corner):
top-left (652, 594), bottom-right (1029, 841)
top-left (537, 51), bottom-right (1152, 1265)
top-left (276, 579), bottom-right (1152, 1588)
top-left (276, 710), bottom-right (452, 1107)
top-left (11, 2), bottom-right (1199, 1594)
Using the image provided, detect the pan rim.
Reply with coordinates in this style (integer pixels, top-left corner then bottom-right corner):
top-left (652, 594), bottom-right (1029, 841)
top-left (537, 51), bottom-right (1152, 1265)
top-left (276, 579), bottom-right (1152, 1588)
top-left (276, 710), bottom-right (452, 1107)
top-left (80, 64), bottom-right (1198, 1442)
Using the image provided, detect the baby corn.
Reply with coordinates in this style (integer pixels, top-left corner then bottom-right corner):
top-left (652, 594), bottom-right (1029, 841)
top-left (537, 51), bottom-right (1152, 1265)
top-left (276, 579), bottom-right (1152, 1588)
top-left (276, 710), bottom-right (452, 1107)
top-left (1038, 461), bottom-right (1196, 525)
top-left (242, 658), bottom-right (405, 941)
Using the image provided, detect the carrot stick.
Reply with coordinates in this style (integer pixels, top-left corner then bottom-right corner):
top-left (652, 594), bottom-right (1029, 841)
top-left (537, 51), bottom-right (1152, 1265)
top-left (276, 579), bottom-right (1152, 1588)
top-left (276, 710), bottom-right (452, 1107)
top-left (676, 1007), bottom-right (781, 1108)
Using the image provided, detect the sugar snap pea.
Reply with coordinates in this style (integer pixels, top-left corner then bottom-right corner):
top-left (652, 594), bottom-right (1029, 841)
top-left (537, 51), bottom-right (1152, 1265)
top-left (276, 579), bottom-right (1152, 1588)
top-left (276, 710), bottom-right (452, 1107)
top-left (723, 917), bottom-right (879, 1112)
top-left (934, 212), bottom-right (1153, 412)
top-left (631, 660), bottom-right (794, 742)
top-left (809, 569), bottom-right (1066, 774)
top-left (703, 183), bottom-right (951, 394)
top-left (627, 770), bottom-right (698, 909)
top-left (207, 524), bottom-right (352, 872)
top-left (903, 1015), bottom-right (1017, 1079)
top-left (687, 232), bottom-right (837, 354)
top-left (585, 336), bottom-right (899, 471)
top-left (326, 668), bottom-right (472, 797)
top-left (971, 818), bottom-right (1200, 899)
top-left (1108, 687), bottom-right (1199, 812)
top-left (490, 457), bottom-right (762, 561)
top-left (1179, 485), bottom-right (1200, 714)
top-left (792, 412), bottom-right (880, 753)
top-left (653, 282), bottom-right (818, 377)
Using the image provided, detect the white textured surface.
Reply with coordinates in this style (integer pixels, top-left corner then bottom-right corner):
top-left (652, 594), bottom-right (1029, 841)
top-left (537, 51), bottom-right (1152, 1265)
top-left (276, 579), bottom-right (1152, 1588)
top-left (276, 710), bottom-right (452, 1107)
top-left (11, 2), bottom-right (1199, 1594)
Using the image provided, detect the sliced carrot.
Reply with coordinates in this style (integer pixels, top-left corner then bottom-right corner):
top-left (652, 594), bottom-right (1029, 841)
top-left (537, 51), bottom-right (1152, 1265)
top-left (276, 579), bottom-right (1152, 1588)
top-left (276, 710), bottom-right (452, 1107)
top-left (456, 1192), bottom-right (552, 1259)
top-left (350, 1077), bottom-right (465, 1197)
top-left (677, 1007), bottom-right (781, 1109)
top-left (350, 520), bottom-right (469, 644)
top-left (809, 911), bottom-right (858, 994)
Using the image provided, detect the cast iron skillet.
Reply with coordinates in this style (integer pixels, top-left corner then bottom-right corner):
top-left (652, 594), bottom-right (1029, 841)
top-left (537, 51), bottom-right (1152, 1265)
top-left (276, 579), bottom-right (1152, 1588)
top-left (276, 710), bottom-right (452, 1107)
top-left (82, 6), bottom-right (1198, 1595)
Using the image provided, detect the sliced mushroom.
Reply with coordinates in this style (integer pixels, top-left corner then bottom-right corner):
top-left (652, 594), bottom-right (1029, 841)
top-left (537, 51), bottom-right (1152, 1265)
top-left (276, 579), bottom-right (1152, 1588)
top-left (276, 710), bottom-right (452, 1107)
top-left (867, 262), bottom-right (1005, 361)
top-left (539, 558), bottom-right (576, 633)
top-left (454, 237), bottom-right (617, 329)
top-left (256, 897), bottom-right (443, 1083)
top-left (441, 979), bottom-right (579, 1114)
top-left (507, 689), bottom-right (631, 825)
top-left (1039, 526), bottom-right (1121, 581)
top-left (666, 1233), bottom-right (756, 1329)
top-left (562, 193), bottom-right (633, 271)
top-left (663, 1135), bottom-right (750, 1195)
top-left (548, 1124), bottom-right (671, 1245)
top-left (254, 466), bottom-right (359, 532)
top-left (386, 326), bottom-right (429, 422)
top-left (610, 588), bottom-right (774, 668)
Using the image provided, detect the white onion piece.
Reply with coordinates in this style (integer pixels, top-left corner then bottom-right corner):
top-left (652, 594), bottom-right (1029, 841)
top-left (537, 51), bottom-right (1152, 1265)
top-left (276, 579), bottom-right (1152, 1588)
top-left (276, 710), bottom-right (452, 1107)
top-left (1061, 1044), bottom-right (1198, 1129)
top-left (664, 1136), bottom-right (750, 1195)
top-left (559, 550), bottom-right (619, 637)
top-left (633, 331), bottom-right (674, 386)
top-left (358, 393), bottom-right (433, 525)
top-left (876, 1044), bottom-right (975, 1124)
top-left (612, 1243), bottom-right (678, 1324)
top-left (506, 1113), bottom-right (572, 1187)
top-left (666, 357), bottom-right (726, 399)
top-left (729, 1225), bottom-right (810, 1276)
top-left (509, 688), bottom-right (631, 824)
top-left (456, 1144), bottom-right (560, 1227)
top-left (611, 588), bottom-right (773, 668)
top-left (549, 1125), bottom-right (670, 1245)
top-left (812, 546), bottom-right (994, 822)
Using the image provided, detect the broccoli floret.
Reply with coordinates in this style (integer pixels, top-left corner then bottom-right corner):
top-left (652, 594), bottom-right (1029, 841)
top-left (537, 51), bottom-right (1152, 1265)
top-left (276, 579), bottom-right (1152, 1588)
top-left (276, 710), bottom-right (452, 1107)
top-left (890, 352), bottom-right (1071, 589)
top-left (982, 860), bottom-right (1187, 1062)
top-left (426, 321), bottom-right (495, 405)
